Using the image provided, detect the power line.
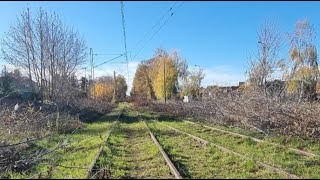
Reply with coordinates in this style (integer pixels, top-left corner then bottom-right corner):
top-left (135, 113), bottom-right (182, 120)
top-left (94, 54), bottom-right (125, 68)
top-left (120, 1), bottom-right (129, 86)
top-left (93, 53), bottom-right (124, 56)
top-left (107, 61), bottom-right (128, 64)
top-left (131, 1), bottom-right (184, 62)
top-left (133, 2), bottom-right (178, 51)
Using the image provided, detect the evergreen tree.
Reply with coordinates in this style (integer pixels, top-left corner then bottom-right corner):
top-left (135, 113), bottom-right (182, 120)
top-left (1, 66), bottom-right (12, 95)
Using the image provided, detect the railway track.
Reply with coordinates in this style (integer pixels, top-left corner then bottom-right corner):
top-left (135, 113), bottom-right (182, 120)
top-left (159, 121), bottom-right (300, 179)
top-left (93, 110), bottom-right (174, 179)
top-left (184, 120), bottom-right (319, 157)
top-left (143, 121), bottom-right (182, 179)
top-left (160, 120), bottom-right (320, 179)
top-left (145, 120), bottom-right (286, 179)
top-left (5, 104), bottom-right (320, 179)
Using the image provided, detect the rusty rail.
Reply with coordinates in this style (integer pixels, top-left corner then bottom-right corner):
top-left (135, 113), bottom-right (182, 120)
top-left (184, 120), bottom-right (318, 157)
top-left (161, 122), bottom-right (301, 179)
top-left (143, 121), bottom-right (182, 179)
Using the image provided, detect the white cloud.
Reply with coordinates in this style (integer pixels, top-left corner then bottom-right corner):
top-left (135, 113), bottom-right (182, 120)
top-left (201, 65), bottom-right (246, 87)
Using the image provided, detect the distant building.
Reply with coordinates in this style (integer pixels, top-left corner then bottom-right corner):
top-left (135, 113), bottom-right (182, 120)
top-left (183, 95), bottom-right (192, 103)
top-left (200, 84), bottom-right (241, 100)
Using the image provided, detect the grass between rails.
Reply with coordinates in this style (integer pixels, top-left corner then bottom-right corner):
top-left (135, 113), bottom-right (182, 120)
top-left (95, 110), bottom-right (173, 179)
top-left (143, 106), bottom-right (320, 155)
top-left (147, 121), bottom-right (286, 179)
top-left (160, 120), bottom-right (320, 179)
top-left (186, 119), bottom-right (320, 155)
top-left (264, 135), bottom-right (320, 155)
top-left (3, 108), bottom-right (123, 179)
top-left (4, 103), bottom-right (320, 179)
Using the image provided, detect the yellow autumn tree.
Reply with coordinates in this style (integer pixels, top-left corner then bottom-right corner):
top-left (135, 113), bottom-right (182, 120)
top-left (147, 48), bottom-right (179, 100)
top-left (131, 48), bottom-right (185, 102)
top-left (90, 76), bottom-right (115, 102)
top-left (286, 19), bottom-right (319, 101)
top-left (152, 57), bottom-right (178, 100)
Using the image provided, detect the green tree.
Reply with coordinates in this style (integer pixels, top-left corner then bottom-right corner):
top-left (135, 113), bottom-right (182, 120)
top-left (131, 63), bottom-right (155, 100)
top-left (115, 74), bottom-right (127, 101)
top-left (80, 77), bottom-right (88, 91)
top-left (1, 66), bottom-right (12, 95)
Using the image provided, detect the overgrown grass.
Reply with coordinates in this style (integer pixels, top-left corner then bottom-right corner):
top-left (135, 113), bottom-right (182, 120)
top-left (147, 121), bottom-right (285, 179)
top-left (184, 118), bottom-right (320, 155)
top-left (5, 103), bottom-right (319, 179)
top-left (95, 111), bottom-right (173, 179)
top-left (148, 105), bottom-right (320, 156)
top-left (161, 120), bottom-right (320, 178)
top-left (264, 135), bottom-right (320, 154)
top-left (2, 108), bottom-right (122, 179)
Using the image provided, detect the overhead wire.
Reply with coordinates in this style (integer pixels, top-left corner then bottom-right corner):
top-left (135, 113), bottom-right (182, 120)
top-left (94, 54), bottom-right (125, 68)
top-left (133, 1), bottom-right (178, 51)
top-left (130, 1), bottom-right (184, 62)
top-left (89, 2), bottom-right (184, 81)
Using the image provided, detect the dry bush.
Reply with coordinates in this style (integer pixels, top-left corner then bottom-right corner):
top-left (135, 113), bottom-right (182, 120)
top-left (65, 98), bottom-right (116, 123)
top-left (131, 96), bottom-right (151, 107)
top-left (0, 96), bottom-right (116, 175)
top-left (146, 87), bottom-right (320, 140)
top-left (0, 100), bottom-right (81, 142)
top-left (0, 98), bottom-right (84, 174)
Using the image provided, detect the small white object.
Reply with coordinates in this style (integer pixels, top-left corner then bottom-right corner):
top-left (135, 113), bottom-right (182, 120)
top-left (183, 96), bottom-right (192, 103)
top-left (14, 103), bottom-right (19, 111)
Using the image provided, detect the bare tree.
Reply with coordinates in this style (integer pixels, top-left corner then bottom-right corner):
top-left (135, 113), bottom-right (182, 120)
top-left (246, 20), bottom-right (282, 97)
top-left (180, 66), bottom-right (205, 100)
top-left (1, 7), bottom-right (87, 104)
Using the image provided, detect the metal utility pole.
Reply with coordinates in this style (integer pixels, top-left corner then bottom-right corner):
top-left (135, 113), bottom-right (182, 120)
top-left (163, 57), bottom-right (166, 103)
top-left (92, 49), bottom-right (95, 81)
top-left (120, 1), bottom-right (129, 86)
top-left (90, 48), bottom-right (93, 82)
top-left (93, 66), bottom-right (95, 82)
top-left (82, 67), bottom-right (87, 80)
top-left (81, 67), bottom-right (87, 90)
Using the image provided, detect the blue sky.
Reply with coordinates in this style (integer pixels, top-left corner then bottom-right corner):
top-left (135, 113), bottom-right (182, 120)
top-left (1, 1), bottom-right (320, 90)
